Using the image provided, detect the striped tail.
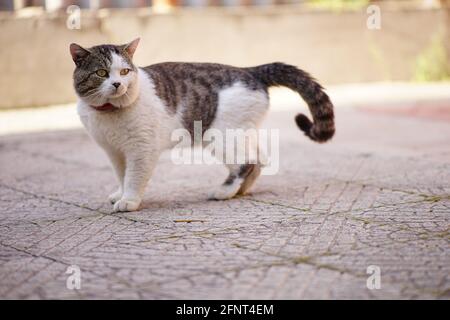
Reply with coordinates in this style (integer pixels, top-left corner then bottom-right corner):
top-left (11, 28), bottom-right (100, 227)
top-left (247, 62), bottom-right (335, 143)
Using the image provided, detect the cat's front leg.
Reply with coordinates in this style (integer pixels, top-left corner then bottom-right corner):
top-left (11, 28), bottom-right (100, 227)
top-left (113, 152), bottom-right (159, 212)
top-left (108, 189), bottom-right (123, 204)
top-left (104, 148), bottom-right (126, 204)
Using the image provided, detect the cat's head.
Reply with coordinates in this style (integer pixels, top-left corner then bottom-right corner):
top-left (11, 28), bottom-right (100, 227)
top-left (70, 38), bottom-right (140, 108)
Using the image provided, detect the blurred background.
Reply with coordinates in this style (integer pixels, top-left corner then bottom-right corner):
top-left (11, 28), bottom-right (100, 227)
top-left (0, 0), bottom-right (449, 131)
top-left (1, 1), bottom-right (450, 300)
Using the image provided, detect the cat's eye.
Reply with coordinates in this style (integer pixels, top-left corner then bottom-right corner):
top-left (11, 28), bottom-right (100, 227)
top-left (120, 68), bottom-right (130, 76)
top-left (96, 69), bottom-right (108, 77)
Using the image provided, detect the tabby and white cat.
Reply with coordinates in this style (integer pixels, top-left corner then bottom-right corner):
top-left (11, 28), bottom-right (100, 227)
top-left (70, 38), bottom-right (334, 212)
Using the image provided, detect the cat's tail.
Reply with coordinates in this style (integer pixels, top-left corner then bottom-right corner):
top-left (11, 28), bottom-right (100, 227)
top-left (246, 62), bottom-right (335, 143)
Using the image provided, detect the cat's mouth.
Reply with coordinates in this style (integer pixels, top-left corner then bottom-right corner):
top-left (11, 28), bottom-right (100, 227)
top-left (91, 102), bottom-right (119, 112)
top-left (109, 86), bottom-right (127, 98)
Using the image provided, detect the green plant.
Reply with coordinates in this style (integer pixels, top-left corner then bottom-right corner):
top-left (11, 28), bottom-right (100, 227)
top-left (307, 0), bottom-right (369, 11)
top-left (413, 35), bottom-right (450, 82)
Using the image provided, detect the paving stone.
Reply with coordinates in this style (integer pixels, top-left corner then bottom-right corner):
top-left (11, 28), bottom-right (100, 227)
top-left (0, 107), bottom-right (448, 299)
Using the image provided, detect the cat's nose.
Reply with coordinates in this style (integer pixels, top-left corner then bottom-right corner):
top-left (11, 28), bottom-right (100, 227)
top-left (112, 82), bottom-right (121, 89)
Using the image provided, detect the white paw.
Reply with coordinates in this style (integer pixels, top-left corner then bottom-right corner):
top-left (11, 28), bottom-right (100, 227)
top-left (108, 189), bottom-right (123, 204)
top-left (208, 184), bottom-right (240, 201)
top-left (113, 197), bottom-right (141, 212)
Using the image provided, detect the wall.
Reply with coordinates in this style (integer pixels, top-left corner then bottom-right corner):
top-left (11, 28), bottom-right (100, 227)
top-left (0, 5), bottom-right (449, 108)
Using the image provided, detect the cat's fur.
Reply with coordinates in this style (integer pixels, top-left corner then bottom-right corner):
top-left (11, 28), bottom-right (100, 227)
top-left (70, 38), bottom-right (335, 212)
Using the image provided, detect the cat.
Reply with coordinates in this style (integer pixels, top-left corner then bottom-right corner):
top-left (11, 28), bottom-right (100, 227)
top-left (70, 38), bottom-right (335, 212)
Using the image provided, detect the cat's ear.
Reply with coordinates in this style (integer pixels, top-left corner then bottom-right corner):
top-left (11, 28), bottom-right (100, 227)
top-left (122, 38), bottom-right (140, 59)
top-left (70, 43), bottom-right (90, 65)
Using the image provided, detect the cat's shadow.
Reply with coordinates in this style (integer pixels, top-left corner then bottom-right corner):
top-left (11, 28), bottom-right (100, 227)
top-left (136, 188), bottom-right (275, 213)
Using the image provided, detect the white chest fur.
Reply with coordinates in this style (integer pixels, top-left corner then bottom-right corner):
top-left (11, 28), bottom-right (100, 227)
top-left (77, 68), bottom-right (182, 153)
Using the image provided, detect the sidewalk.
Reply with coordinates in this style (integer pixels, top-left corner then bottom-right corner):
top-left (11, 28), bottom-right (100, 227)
top-left (0, 83), bottom-right (449, 299)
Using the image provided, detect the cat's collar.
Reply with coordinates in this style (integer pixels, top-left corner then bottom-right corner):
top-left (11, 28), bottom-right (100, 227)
top-left (90, 103), bottom-right (119, 112)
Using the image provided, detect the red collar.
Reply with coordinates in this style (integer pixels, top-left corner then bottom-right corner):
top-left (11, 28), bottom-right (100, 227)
top-left (90, 103), bottom-right (119, 112)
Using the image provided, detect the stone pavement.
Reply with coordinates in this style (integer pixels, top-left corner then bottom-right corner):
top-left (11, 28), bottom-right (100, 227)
top-left (0, 88), bottom-right (449, 299)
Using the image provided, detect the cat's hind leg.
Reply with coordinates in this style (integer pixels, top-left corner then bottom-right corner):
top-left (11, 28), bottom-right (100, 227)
top-left (208, 164), bottom-right (259, 200)
top-left (208, 137), bottom-right (263, 200)
top-left (207, 84), bottom-right (269, 200)
top-left (237, 163), bottom-right (261, 195)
